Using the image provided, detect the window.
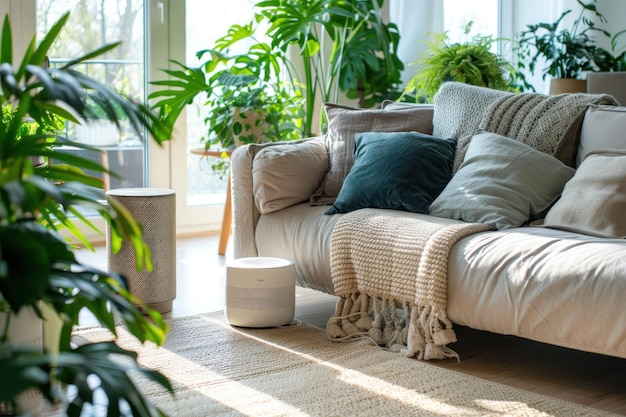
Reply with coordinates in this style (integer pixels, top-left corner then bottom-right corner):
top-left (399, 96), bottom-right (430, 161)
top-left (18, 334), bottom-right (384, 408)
top-left (37, 0), bottom-right (147, 191)
top-left (443, 0), bottom-right (499, 44)
top-left (185, 0), bottom-right (258, 207)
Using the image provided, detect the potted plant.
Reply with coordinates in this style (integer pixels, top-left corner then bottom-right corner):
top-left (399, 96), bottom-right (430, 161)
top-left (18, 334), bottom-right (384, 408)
top-left (151, 0), bottom-right (404, 143)
top-left (515, 0), bottom-right (626, 93)
top-left (151, 19), bottom-right (304, 150)
top-left (402, 22), bottom-right (517, 103)
top-left (256, 0), bottom-right (404, 133)
top-left (0, 12), bottom-right (175, 416)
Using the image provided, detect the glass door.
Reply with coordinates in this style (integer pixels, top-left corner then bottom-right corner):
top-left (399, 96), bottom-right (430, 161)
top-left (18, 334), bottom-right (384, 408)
top-left (37, 0), bottom-right (147, 191)
top-left (13, 0), bottom-right (268, 238)
top-left (167, 0), bottom-right (259, 235)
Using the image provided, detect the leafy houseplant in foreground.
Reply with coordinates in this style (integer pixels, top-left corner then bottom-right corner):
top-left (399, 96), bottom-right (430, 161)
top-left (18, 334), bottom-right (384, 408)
top-left (0, 12), bottom-right (174, 416)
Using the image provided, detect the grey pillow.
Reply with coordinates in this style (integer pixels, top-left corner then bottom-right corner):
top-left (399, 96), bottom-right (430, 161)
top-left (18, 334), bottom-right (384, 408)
top-left (309, 103), bottom-right (434, 206)
top-left (429, 132), bottom-right (576, 230)
top-left (543, 150), bottom-right (626, 238)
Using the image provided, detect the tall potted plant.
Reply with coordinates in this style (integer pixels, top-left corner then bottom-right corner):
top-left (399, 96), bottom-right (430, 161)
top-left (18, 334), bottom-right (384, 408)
top-left (151, 0), bottom-right (404, 142)
top-left (0, 12), bottom-right (174, 416)
top-left (257, 0), bottom-right (404, 134)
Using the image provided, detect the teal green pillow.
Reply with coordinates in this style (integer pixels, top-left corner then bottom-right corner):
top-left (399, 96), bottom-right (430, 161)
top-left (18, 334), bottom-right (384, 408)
top-left (325, 132), bottom-right (457, 214)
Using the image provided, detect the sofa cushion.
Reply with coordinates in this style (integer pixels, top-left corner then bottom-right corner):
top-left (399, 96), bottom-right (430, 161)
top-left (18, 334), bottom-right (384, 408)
top-left (429, 132), bottom-right (575, 229)
top-left (447, 226), bottom-right (626, 358)
top-left (310, 103), bottom-right (434, 206)
top-left (543, 150), bottom-right (626, 238)
top-left (578, 105), bottom-right (626, 166)
top-left (253, 138), bottom-right (329, 214)
top-left (325, 132), bottom-right (456, 215)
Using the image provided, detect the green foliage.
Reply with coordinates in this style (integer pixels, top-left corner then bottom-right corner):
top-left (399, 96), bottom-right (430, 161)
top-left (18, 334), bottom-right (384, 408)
top-left (516, 0), bottom-right (626, 86)
top-left (257, 0), bottom-right (404, 134)
top-left (0, 342), bottom-right (172, 416)
top-left (338, 0), bottom-right (404, 108)
top-left (150, 18), bottom-right (304, 155)
top-left (151, 0), bottom-right (404, 144)
top-left (403, 23), bottom-right (516, 103)
top-left (0, 11), bottom-right (174, 416)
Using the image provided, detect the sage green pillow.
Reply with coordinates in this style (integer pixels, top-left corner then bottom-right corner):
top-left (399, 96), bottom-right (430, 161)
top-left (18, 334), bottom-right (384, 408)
top-left (325, 132), bottom-right (456, 215)
top-left (429, 132), bottom-right (575, 229)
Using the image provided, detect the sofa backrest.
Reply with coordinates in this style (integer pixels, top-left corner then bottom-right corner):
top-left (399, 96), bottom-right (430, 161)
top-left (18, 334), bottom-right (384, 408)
top-left (578, 105), bottom-right (626, 167)
top-left (426, 82), bottom-right (617, 169)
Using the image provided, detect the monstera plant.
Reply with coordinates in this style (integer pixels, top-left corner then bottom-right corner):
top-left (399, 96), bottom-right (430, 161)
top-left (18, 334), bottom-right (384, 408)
top-left (0, 12), bottom-right (174, 416)
top-left (151, 0), bottom-right (404, 143)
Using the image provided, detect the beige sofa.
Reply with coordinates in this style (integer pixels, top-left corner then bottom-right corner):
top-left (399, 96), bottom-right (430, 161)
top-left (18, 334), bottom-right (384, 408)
top-left (231, 82), bottom-right (626, 359)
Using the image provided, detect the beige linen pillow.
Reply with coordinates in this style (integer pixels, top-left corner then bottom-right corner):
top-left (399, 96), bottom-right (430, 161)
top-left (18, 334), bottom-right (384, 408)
top-left (380, 99), bottom-right (435, 121)
top-left (310, 103), bottom-right (434, 205)
top-left (253, 138), bottom-right (328, 214)
top-left (543, 150), bottom-right (626, 238)
top-left (578, 105), bottom-right (626, 166)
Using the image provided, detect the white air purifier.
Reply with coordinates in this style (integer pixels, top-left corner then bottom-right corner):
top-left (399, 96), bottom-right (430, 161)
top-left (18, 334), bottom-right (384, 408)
top-left (225, 257), bottom-right (296, 328)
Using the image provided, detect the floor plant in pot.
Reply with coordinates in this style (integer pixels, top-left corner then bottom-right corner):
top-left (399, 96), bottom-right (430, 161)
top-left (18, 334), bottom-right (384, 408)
top-left (150, 18), bottom-right (305, 148)
top-left (256, 0), bottom-right (404, 133)
top-left (0, 12), bottom-right (174, 416)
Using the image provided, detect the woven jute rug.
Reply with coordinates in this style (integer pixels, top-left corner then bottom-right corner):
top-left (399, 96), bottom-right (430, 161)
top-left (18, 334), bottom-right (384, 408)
top-left (73, 312), bottom-right (619, 417)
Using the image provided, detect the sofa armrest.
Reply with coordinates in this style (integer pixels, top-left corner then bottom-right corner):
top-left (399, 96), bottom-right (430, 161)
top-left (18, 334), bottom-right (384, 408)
top-left (230, 137), bottom-right (328, 258)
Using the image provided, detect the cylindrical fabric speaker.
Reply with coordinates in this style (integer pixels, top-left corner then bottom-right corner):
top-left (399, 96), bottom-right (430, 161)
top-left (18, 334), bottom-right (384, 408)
top-left (225, 257), bottom-right (295, 327)
top-left (106, 188), bottom-right (176, 314)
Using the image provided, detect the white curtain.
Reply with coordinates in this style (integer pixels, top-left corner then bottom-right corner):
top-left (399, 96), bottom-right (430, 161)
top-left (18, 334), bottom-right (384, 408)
top-left (389, 0), bottom-right (442, 84)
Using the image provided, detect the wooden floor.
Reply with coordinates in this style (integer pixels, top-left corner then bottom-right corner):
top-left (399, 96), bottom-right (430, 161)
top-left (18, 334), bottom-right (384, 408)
top-left (75, 234), bottom-right (626, 416)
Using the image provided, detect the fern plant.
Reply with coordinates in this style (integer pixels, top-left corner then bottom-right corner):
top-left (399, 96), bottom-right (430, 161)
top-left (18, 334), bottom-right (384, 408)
top-left (403, 23), bottom-right (516, 103)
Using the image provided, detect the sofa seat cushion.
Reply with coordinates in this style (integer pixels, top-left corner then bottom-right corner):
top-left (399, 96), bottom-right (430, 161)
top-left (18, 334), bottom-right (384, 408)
top-left (256, 203), bottom-right (342, 294)
top-left (255, 204), bottom-right (626, 358)
top-left (448, 227), bottom-right (626, 357)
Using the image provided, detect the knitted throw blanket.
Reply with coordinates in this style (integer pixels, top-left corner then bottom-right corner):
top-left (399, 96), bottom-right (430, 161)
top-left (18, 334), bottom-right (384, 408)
top-left (479, 90), bottom-right (617, 155)
top-left (432, 82), bottom-right (618, 171)
top-left (326, 209), bottom-right (490, 360)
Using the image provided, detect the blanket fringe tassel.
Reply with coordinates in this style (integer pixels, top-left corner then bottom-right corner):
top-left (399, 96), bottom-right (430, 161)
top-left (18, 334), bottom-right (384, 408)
top-left (327, 294), bottom-right (460, 361)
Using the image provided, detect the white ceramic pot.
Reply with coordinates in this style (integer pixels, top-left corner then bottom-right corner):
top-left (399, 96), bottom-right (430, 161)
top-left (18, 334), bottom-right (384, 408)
top-left (232, 108), bottom-right (267, 148)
